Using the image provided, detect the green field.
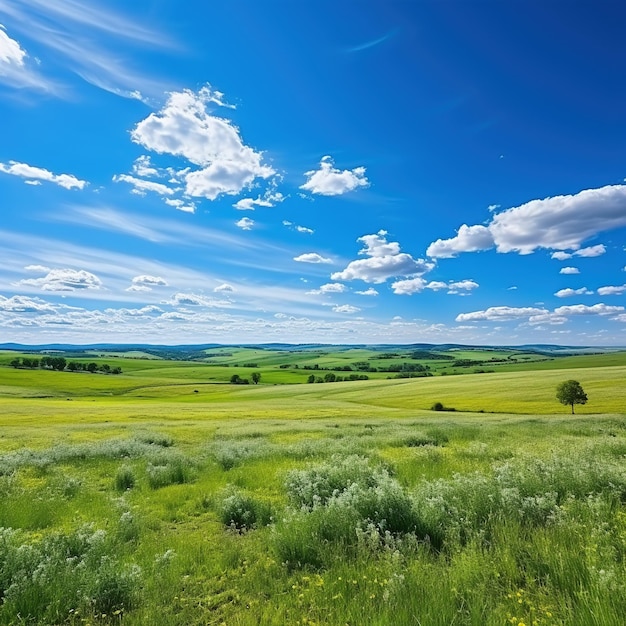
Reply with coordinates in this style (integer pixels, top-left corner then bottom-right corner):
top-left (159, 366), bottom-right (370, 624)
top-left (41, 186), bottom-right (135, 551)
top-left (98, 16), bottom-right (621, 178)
top-left (1, 349), bottom-right (626, 624)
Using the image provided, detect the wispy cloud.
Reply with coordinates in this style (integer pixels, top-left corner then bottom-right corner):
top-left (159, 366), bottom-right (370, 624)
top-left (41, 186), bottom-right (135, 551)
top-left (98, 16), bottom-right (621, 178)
top-left (0, 0), bottom-right (175, 99)
top-left (347, 30), bottom-right (397, 53)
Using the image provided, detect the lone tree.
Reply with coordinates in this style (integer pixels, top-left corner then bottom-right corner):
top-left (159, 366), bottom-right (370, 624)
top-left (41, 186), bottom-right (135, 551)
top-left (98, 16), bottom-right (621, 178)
top-left (251, 372), bottom-right (261, 384)
top-left (556, 380), bottom-right (588, 414)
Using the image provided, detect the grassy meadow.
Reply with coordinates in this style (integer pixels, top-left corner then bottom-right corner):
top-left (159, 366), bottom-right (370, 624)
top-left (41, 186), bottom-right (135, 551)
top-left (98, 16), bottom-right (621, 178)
top-left (1, 347), bottom-right (626, 624)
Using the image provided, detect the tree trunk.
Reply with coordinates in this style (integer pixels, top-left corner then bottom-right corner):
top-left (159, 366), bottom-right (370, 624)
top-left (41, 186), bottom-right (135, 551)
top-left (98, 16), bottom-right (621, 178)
top-left (571, 404), bottom-right (575, 414)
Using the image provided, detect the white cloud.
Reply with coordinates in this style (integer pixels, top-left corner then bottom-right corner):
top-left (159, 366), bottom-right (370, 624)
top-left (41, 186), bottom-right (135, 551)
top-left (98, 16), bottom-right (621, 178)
top-left (429, 184), bottom-right (626, 257)
top-left (284, 221), bottom-right (314, 234)
top-left (128, 275), bottom-right (168, 292)
top-left (132, 156), bottom-right (161, 178)
top-left (332, 230), bottom-right (434, 284)
top-left (574, 244), bottom-right (606, 258)
top-left (553, 303), bottom-right (624, 316)
top-left (487, 204), bottom-right (500, 212)
top-left (391, 277), bottom-right (427, 295)
top-left (427, 224), bottom-right (494, 258)
top-left (554, 287), bottom-right (593, 298)
top-left (392, 278), bottom-right (479, 295)
top-left (355, 288), bottom-right (379, 296)
top-left (24, 265), bottom-right (51, 273)
top-left (0, 24), bottom-right (26, 66)
top-left (167, 292), bottom-right (231, 308)
top-left (18, 268), bottom-right (102, 291)
top-left (131, 86), bottom-right (275, 200)
top-left (357, 231), bottom-right (400, 257)
top-left (126, 285), bottom-right (151, 293)
top-left (597, 285), bottom-right (626, 296)
top-left (447, 279), bottom-right (479, 294)
top-left (559, 267), bottom-right (580, 275)
top-left (300, 156), bottom-right (369, 196)
top-left (236, 217), bottom-right (254, 230)
top-left (0, 161), bottom-right (87, 189)
top-left (113, 174), bottom-right (175, 196)
top-left (293, 253), bottom-right (333, 264)
top-left (333, 304), bottom-right (360, 313)
top-left (0, 1), bottom-right (174, 99)
top-left (163, 198), bottom-right (196, 213)
top-left (456, 306), bottom-right (548, 322)
top-left (0, 295), bottom-right (56, 313)
top-left (315, 283), bottom-right (346, 294)
top-left (233, 191), bottom-right (284, 211)
top-left (528, 313), bottom-right (569, 326)
top-left (552, 251), bottom-right (572, 261)
top-left (0, 24), bottom-right (52, 91)
top-left (214, 283), bottom-right (235, 293)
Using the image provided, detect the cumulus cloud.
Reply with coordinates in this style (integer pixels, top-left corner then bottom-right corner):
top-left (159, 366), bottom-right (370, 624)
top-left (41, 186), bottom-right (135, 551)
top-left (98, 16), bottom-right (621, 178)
top-left (456, 306), bottom-right (548, 322)
top-left (332, 230), bottom-right (434, 284)
top-left (214, 283), bottom-right (235, 293)
top-left (551, 251), bottom-right (572, 261)
top-left (559, 267), bottom-right (580, 275)
top-left (293, 253), bottom-right (332, 264)
top-left (575, 244), bottom-right (606, 257)
top-left (427, 224), bottom-right (494, 258)
top-left (0, 295), bottom-right (56, 313)
top-left (0, 161), bottom-right (87, 189)
top-left (333, 304), bottom-right (360, 313)
top-left (0, 24), bottom-right (26, 67)
top-left (167, 292), bottom-right (231, 308)
top-left (126, 275), bottom-right (168, 292)
top-left (163, 198), bottom-right (196, 213)
top-left (597, 284), bottom-right (626, 296)
top-left (18, 268), bottom-right (102, 291)
top-left (429, 185), bottom-right (626, 257)
top-left (391, 277), bottom-right (427, 295)
top-left (308, 283), bottom-right (346, 295)
top-left (392, 278), bottom-right (479, 295)
top-left (300, 156), bottom-right (369, 196)
top-left (236, 217), bottom-right (254, 230)
top-left (553, 303), bottom-right (624, 316)
top-left (554, 287), bottom-right (593, 298)
top-left (355, 288), bottom-right (379, 296)
top-left (233, 191), bottom-right (284, 210)
top-left (131, 86), bottom-right (275, 200)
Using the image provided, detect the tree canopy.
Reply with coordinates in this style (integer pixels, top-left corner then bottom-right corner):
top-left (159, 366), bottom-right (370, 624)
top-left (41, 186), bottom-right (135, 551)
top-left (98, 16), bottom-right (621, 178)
top-left (556, 380), bottom-right (588, 414)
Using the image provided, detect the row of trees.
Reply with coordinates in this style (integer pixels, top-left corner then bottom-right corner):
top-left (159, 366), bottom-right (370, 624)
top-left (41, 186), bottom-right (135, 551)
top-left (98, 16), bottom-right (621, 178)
top-left (230, 372), bottom-right (261, 385)
top-left (307, 373), bottom-right (369, 383)
top-left (9, 357), bottom-right (122, 375)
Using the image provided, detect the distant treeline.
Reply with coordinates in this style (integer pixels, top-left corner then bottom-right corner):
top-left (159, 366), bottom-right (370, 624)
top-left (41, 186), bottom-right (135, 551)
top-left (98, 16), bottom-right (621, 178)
top-left (307, 373), bottom-right (370, 383)
top-left (296, 361), bottom-right (432, 374)
top-left (9, 356), bottom-right (122, 374)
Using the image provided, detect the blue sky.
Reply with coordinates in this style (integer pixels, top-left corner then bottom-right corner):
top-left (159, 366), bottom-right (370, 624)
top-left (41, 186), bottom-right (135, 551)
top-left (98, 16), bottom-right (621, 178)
top-left (2, 0), bottom-right (626, 346)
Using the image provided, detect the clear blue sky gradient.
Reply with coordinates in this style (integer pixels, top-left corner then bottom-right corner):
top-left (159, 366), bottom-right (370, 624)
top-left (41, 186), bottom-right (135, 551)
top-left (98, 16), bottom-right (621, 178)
top-left (1, 0), bottom-right (626, 345)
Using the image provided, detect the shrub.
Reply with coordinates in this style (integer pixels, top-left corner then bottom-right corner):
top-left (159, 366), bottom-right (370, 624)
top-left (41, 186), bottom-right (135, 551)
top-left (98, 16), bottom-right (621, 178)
top-left (146, 457), bottom-right (194, 489)
top-left (115, 464), bottom-right (136, 491)
top-left (217, 487), bottom-right (272, 530)
top-left (0, 525), bottom-right (142, 623)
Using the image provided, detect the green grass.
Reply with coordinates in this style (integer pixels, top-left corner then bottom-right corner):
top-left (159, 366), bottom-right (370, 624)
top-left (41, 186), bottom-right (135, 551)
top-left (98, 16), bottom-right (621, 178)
top-left (1, 356), bottom-right (626, 624)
